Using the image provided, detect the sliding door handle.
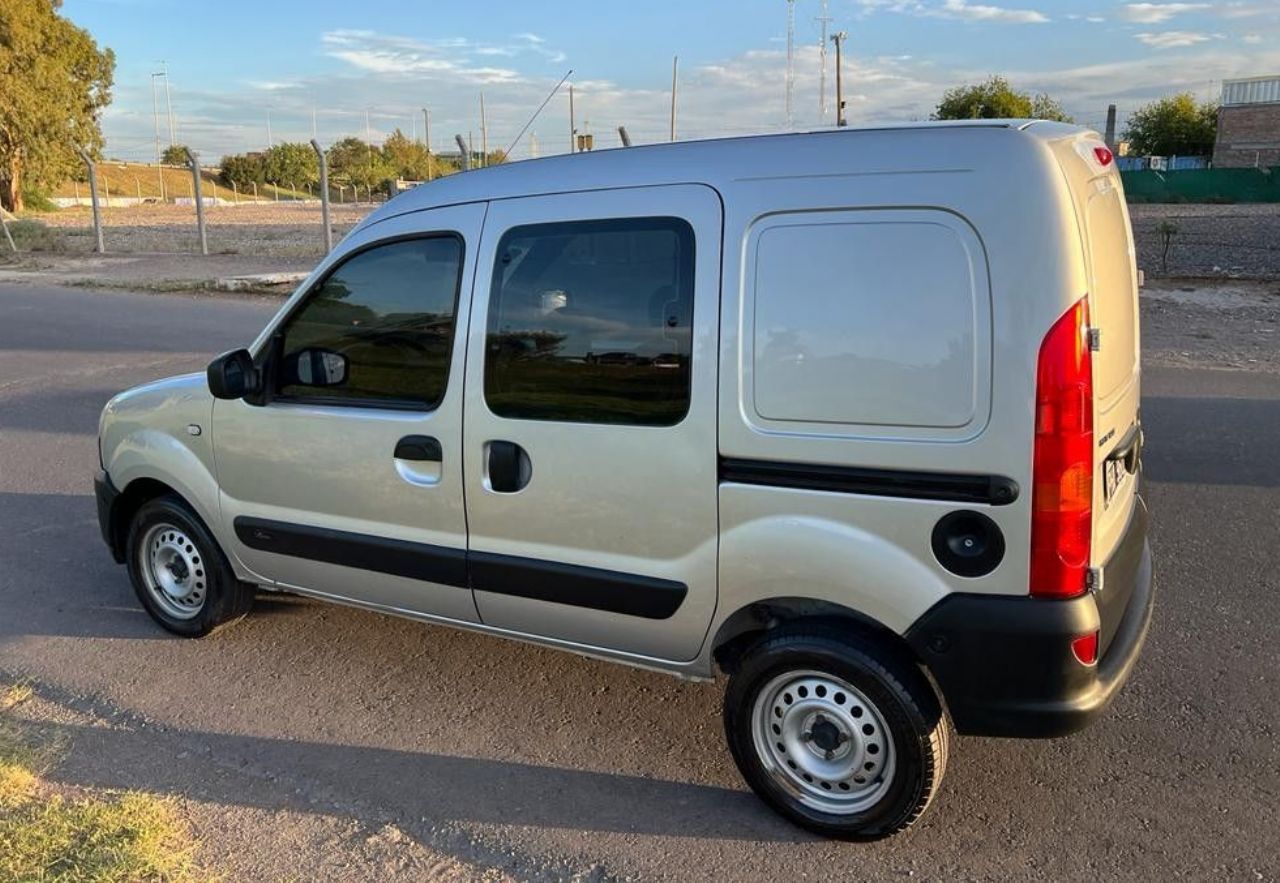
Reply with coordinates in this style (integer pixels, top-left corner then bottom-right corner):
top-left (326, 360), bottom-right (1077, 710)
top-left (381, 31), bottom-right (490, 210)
top-left (487, 440), bottom-right (531, 493)
top-left (394, 435), bottom-right (442, 462)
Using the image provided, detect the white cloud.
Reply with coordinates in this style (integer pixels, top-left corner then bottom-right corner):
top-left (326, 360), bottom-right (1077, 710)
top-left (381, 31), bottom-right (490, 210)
top-left (931, 0), bottom-right (1049, 22)
top-left (1134, 29), bottom-right (1212, 47)
top-left (1243, 33), bottom-right (1263, 43)
top-left (858, 0), bottom-right (1048, 22)
top-left (1120, 3), bottom-right (1210, 24)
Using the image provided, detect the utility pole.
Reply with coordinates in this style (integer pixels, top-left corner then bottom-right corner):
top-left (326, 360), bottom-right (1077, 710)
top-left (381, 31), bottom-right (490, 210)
top-left (365, 107), bottom-right (372, 144)
top-left (266, 109), bottom-right (273, 147)
top-left (422, 107), bottom-right (433, 180)
top-left (160, 61), bottom-right (175, 145)
top-left (150, 72), bottom-right (166, 200)
top-left (670, 56), bottom-right (678, 141)
top-left (816, 0), bottom-right (832, 121)
top-left (832, 31), bottom-right (848, 127)
top-left (786, 0), bottom-right (796, 129)
top-left (530, 132), bottom-right (539, 158)
top-left (569, 84), bottom-right (576, 153)
top-left (480, 92), bottom-right (488, 167)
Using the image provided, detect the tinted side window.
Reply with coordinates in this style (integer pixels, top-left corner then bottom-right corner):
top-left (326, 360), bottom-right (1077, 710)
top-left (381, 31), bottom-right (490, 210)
top-left (484, 218), bottom-right (695, 426)
top-left (278, 236), bottom-right (463, 408)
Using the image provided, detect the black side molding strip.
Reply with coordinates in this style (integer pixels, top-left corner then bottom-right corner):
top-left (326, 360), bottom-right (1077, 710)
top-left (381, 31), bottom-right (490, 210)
top-left (233, 517), bottom-right (469, 588)
top-left (471, 552), bottom-right (687, 620)
top-left (232, 517), bottom-right (687, 619)
top-left (720, 457), bottom-right (1019, 506)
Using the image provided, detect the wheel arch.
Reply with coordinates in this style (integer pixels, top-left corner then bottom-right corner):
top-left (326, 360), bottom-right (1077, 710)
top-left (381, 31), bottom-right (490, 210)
top-left (106, 477), bottom-right (183, 562)
top-left (711, 597), bottom-right (925, 677)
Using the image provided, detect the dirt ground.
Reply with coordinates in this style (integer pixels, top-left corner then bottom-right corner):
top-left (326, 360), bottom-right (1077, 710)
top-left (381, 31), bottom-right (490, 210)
top-left (25, 202), bottom-right (371, 258)
top-left (1141, 277), bottom-right (1280, 373)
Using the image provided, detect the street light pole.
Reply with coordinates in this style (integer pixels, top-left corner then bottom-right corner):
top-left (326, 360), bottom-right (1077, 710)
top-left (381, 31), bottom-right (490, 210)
top-left (832, 31), bottom-right (849, 128)
top-left (150, 72), bottom-right (166, 200)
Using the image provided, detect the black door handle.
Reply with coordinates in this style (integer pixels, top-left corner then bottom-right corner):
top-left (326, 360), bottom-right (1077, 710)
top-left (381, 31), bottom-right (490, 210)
top-left (488, 440), bottom-right (530, 493)
top-left (394, 435), bottom-right (442, 462)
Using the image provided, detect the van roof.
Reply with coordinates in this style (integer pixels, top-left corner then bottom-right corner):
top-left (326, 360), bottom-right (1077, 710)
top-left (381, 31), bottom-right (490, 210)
top-left (361, 119), bottom-right (1092, 227)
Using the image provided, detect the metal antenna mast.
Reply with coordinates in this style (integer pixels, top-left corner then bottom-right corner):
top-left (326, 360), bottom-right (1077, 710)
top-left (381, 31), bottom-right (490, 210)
top-left (785, 0), bottom-right (796, 129)
top-left (816, 0), bottom-right (832, 121)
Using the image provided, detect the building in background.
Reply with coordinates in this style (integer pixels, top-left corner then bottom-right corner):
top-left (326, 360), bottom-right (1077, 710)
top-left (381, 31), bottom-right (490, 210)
top-left (1213, 75), bottom-right (1280, 168)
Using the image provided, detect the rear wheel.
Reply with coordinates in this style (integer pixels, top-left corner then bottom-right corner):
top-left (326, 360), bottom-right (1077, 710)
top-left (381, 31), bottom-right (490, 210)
top-left (126, 495), bottom-right (254, 637)
top-left (724, 626), bottom-right (949, 839)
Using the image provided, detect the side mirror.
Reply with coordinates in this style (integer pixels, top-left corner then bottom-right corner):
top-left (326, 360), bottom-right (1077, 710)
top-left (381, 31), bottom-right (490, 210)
top-left (282, 348), bottom-right (349, 388)
top-left (207, 348), bottom-right (260, 400)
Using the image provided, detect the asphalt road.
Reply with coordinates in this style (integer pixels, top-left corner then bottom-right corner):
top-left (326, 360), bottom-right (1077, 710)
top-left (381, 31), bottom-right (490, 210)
top-left (1, 282), bottom-right (1277, 881)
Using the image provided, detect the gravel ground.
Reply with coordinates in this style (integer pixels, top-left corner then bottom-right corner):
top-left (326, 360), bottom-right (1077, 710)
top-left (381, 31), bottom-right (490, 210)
top-left (1129, 203), bottom-right (1280, 280)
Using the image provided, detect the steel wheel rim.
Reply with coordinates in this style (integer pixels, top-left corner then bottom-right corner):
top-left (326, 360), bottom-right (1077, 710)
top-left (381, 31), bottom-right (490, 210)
top-left (139, 523), bottom-right (206, 620)
top-left (751, 669), bottom-right (896, 815)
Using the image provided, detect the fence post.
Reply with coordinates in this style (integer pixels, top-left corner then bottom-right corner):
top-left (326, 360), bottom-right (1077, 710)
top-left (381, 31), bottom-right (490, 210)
top-left (183, 147), bottom-right (208, 256)
top-left (0, 209), bottom-right (16, 254)
top-left (76, 150), bottom-right (105, 253)
top-left (310, 138), bottom-right (332, 253)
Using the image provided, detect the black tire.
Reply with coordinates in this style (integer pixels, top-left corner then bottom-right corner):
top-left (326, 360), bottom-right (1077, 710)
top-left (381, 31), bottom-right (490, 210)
top-left (125, 494), bottom-right (254, 637)
top-left (724, 625), bottom-right (949, 840)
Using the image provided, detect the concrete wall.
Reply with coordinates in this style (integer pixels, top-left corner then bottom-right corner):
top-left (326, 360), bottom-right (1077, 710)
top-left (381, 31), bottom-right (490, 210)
top-left (1213, 103), bottom-right (1280, 168)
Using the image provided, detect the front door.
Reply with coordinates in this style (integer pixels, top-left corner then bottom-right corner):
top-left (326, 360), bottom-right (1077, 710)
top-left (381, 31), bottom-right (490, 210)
top-left (213, 204), bottom-right (485, 622)
top-left (461, 185), bottom-right (721, 661)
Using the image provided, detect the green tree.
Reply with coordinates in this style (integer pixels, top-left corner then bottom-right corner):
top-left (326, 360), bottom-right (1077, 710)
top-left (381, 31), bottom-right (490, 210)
top-left (326, 137), bottom-right (392, 190)
top-left (1123, 93), bottom-right (1217, 157)
top-left (160, 144), bottom-right (189, 166)
top-left (933, 76), bottom-right (1072, 123)
top-left (1031, 93), bottom-right (1074, 123)
top-left (0, 0), bottom-right (115, 212)
top-left (261, 142), bottom-right (317, 188)
top-left (380, 129), bottom-right (432, 180)
top-left (218, 153), bottom-right (265, 188)
top-left (934, 76), bottom-right (1031, 120)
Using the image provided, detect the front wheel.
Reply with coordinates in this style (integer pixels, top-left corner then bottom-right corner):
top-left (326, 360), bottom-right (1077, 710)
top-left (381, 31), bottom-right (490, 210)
top-left (125, 494), bottom-right (254, 637)
top-left (724, 626), bottom-right (949, 839)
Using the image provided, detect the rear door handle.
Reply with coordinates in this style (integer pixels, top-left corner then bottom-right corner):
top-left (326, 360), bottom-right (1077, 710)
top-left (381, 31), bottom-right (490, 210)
top-left (394, 435), bottom-right (442, 462)
top-left (487, 440), bottom-right (531, 493)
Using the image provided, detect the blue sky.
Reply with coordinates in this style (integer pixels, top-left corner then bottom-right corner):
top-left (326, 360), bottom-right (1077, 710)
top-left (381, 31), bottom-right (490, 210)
top-left (64, 0), bottom-right (1280, 161)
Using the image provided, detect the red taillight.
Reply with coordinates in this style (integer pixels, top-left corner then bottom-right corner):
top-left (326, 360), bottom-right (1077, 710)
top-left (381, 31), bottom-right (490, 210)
top-left (1071, 631), bottom-right (1099, 666)
top-left (1093, 146), bottom-right (1114, 167)
top-left (1030, 298), bottom-right (1093, 599)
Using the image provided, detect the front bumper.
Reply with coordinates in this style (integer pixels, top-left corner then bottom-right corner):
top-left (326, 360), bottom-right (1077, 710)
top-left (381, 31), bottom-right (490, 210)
top-left (907, 496), bottom-right (1153, 738)
top-left (94, 469), bottom-right (125, 563)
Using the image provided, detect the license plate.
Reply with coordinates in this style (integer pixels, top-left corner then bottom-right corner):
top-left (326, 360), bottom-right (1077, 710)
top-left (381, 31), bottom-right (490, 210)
top-left (1103, 456), bottom-right (1130, 505)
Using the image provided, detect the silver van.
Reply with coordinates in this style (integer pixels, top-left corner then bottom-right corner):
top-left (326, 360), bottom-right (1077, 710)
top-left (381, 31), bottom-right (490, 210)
top-left (95, 120), bottom-right (1153, 839)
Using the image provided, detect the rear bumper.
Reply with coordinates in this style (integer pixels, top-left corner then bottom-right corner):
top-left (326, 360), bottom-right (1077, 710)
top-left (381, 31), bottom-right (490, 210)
top-left (906, 495), bottom-right (1153, 737)
top-left (94, 469), bottom-right (125, 563)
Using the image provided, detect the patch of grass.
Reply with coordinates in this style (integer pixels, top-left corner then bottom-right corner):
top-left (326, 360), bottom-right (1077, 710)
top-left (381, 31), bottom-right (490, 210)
top-left (0, 682), bottom-right (211, 882)
top-left (1, 684), bottom-right (33, 711)
top-left (5, 219), bottom-right (67, 252)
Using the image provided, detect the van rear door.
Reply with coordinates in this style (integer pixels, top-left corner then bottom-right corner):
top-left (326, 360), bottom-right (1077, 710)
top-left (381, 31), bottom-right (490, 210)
top-left (1048, 133), bottom-right (1142, 622)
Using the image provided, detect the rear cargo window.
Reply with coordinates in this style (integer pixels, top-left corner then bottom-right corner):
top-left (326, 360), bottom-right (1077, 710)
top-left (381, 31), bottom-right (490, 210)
top-left (749, 212), bottom-right (985, 432)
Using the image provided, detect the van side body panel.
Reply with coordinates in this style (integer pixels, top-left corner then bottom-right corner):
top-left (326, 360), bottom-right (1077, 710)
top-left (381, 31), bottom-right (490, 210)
top-left (713, 127), bottom-right (1089, 650)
